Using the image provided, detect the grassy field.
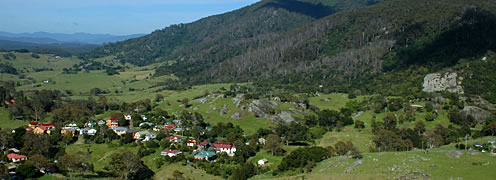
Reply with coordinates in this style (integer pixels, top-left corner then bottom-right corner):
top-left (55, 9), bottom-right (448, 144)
top-left (0, 107), bottom-right (25, 129)
top-left (317, 129), bottom-right (374, 152)
top-left (154, 163), bottom-right (221, 180)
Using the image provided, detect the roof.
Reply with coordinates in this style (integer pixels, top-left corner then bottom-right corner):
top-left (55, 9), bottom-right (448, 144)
top-left (163, 124), bottom-right (176, 129)
top-left (162, 149), bottom-right (182, 154)
top-left (113, 127), bottom-right (128, 131)
top-left (195, 151), bottom-right (216, 157)
top-left (213, 142), bottom-right (234, 149)
top-left (188, 139), bottom-right (197, 143)
top-left (166, 136), bottom-right (182, 140)
top-left (127, 129), bottom-right (140, 133)
top-left (199, 141), bottom-right (209, 146)
top-left (38, 126), bottom-right (48, 131)
top-left (29, 121), bottom-right (39, 125)
top-left (7, 153), bottom-right (27, 159)
top-left (41, 123), bottom-right (55, 127)
top-left (109, 118), bottom-right (118, 122)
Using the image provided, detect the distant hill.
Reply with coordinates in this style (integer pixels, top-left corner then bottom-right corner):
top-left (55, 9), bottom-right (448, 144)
top-left (83, 0), bottom-right (384, 66)
top-left (0, 40), bottom-right (99, 56)
top-left (0, 32), bottom-right (145, 44)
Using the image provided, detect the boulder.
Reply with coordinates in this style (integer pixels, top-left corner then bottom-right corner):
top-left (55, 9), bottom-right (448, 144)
top-left (462, 106), bottom-right (494, 125)
top-left (423, 72), bottom-right (464, 94)
top-left (229, 112), bottom-right (241, 121)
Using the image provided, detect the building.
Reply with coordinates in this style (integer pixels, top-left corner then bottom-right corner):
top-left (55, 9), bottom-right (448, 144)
top-left (124, 114), bottom-right (132, 121)
top-left (166, 136), bottom-right (182, 143)
top-left (88, 129), bottom-right (97, 136)
top-left (194, 151), bottom-right (216, 161)
top-left (197, 141), bottom-right (209, 150)
top-left (161, 149), bottom-right (182, 157)
top-left (112, 127), bottom-right (128, 136)
top-left (187, 139), bottom-right (198, 148)
top-left (34, 123), bottom-right (55, 135)
top-left (257, 158), bottom-right (269, 166)
top-left (28, 121), bottom-right (38, 128)
top-left (98, 120), bottom-right (106, 126)
top-left (107, 118), bottom-right (119, 128)
top-left (139, 122), bottom-right (154, 127)
top-left (213, 142), bottom-right (236, 156)
top-left (7, 153), bottom-right (27, 163)
top-left (61, 128), bottom-right (77, 137)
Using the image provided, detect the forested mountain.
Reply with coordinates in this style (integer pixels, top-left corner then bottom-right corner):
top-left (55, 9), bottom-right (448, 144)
top-left (84, 0), bottom-right (496, 95)
top-left (83, 0), bottom-right (384, 65)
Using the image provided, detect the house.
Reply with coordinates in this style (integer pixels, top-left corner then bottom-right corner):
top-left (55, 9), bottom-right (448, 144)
top-left (194, 151), bottom-right (216, 161)
top-left (127, 129), bottom-right (140, 138)
top-left (61, 128), bottom-right (77, 137)
top-left (187, 139), bottom-right (198, 148)
top-left (124, 114), bottom-right (132, 121)
top-left (7, 153), bottom-right (27, 163)
top-left (198, 141), bottom-right (209, 150)
top-left (411, 105), bottom-right (424, 111)
top-left (85, 121), bottom-right (97, 128)
top-left (65, 122), bottom-right (78, 128)
top-left (153, 125), bottom-right (165, 131)
top-left (33, 124), bottom-right (55, 135)
top-left (107, 118), bottom-right (119, 128)
top-left (139, 122), bottom-right (154, 127)
top-left (97, 120), bottom-right (106, 126)
top-left (258, 138), bottom-right (266, 145)
top-left (257, 158), bottom-right (269, 166)
top-left (88, 129), bottom-right (97, 136)
top-left (213, 142), bottom-right (236, 156)
top-left (25, 127), bottom-right (33, 132)
top-left (161, 149), bottom-right (182, 157)
top-left (162, 124), bottom-right (176, 131)
top-left (112, 127), bottom-right (128, 136)
top-left (79, 128), bottom-right (89, 135)
top-left (8, 148), bottom-right (20, 153)
top-left (144, 133), bottom-right (157, 141)
top-left (172, 119), bottom-right (181, 126)
top-left (174, 128), bottom-right (183, 133)
top-left (141, 115), bottom-right (147, 121)
top-left (28, 121), bottom-right (38, 128)
top-left (166, 136), bottom-right (182, 143)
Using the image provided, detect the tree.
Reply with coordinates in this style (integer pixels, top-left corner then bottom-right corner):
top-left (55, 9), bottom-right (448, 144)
top-left (383, 113), bottom-right (397, 130)
top-left (16, 162), bottom-right (38, 178)
top-left (425, 112), bottom-right (435, 121)
top-left (59, 153), bottom-right (82, 178)
top-left (106, 151), bottom-right (141, 180)
top-left (354, 120), bottom-right (365, 131)
top-left (0, 164), bottom-right (7, 178)
top-left (28, 154), bottom-right (48, 170)
top-left (231, 162), bottom-right (256, 180)
top-left (425, 102), bottom-right (434, 112)
top-left (414, 120), bottom-right (426, 135)
top-left (264, 134), bottom-right (283, 156)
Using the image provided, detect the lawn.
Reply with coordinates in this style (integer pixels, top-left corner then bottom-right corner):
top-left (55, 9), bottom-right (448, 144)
top-left (317, 130), bottom-right (374, 152)
top-left (154, 163), bottom-right (221, 180)
top-left (0, 107), bottom-right (25, 129)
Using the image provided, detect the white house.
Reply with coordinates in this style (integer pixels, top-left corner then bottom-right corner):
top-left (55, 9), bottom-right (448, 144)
top-left (124, 114), bottom-right (132, 121)
top-left (213, 142), bottom-right (236, 156)
top-left (88, 129), bottom-right (97, 136)
top-left (257, 158), bottom-right (269, 166)
top-left (161, 149), bottom-right (182, 157)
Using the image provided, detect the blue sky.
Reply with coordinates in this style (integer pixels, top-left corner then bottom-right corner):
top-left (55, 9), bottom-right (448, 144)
top-left (0, 0), bottom-right (260, 35)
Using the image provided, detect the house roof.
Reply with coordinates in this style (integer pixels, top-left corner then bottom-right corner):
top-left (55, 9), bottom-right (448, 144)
top-left (188, 139), bottom-right (197, 143)
top-left (199, 141), bottom-right (209, 146)
top-left (195, 151), bottom-right (216, 157)
top-left (29, 121), bottom-right (39, 125)
top-left (38, 126), bottom-right (48, 131)
top-left (213, 142), bottom-right (234, 149)
top-left (7, 153), bottom-right (26, 159)
top-left (163, 124), bottom-right (176, 129)
top-left (109, 118), bottom-right (118, 122)
top-left (162, 149), bottom-right (182, 154)
top-left (41, 123), bottom-right (55, 127)
top-left (166, 136), bottom-right (182, 140)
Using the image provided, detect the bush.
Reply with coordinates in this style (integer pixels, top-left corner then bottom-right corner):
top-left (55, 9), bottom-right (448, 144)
top-left (146, 140), bottom-right (159, 149)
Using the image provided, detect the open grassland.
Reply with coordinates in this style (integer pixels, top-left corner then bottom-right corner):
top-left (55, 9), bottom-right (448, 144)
top-left (308, 93), bottom-right (368, 111)
top-left (317, 129), bottom-right (374, 152)
top-left (154, 163), bottom-right (221, 180)
top-left (0, 107), bottom-right (25, 129)
top-left (0, 52), bottom-right (81, 71)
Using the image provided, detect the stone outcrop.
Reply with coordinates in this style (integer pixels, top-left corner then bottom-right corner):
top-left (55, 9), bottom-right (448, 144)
top-left (229, 112), bottom-right (241, 121)
top-left (462, 106), bottom-right (494, 125)
top-left (423, 72), bottom-right (464, 94)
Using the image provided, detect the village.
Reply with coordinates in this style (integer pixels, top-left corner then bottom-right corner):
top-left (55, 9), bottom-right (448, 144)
top-left (2, 111), bottom-right (281, 177)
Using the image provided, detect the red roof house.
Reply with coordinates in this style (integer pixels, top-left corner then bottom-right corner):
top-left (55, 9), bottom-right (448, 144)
top-left (213, 142), bottom-right (236, 156)
top-left (7, 153), bottom-right (27, 163)
top-left (187, 139), bottom-right (198, 148)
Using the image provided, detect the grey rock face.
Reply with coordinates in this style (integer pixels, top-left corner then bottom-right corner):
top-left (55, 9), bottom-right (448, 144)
top-left (423, 72), bottom-right (464, 94)
top-left (462, 106), bottom-right (494, 125)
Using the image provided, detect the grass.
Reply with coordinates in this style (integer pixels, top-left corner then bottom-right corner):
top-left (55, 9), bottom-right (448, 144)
top-left (0, 107), bottom-right (25, 129)
top-left (308, 93), bottom-right (368, 111)
top-left (317, 129), bottom-right (374, 152)
top-left (248, 150), bottom-right (284, 170)
top-left (154, 163), bottom-right (221, 180)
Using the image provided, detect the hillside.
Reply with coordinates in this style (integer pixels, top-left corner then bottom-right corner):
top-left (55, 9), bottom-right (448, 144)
top-left (83, 0), bottom-right (384, 66)
top-left (149, 0), bottom-right (496, 94)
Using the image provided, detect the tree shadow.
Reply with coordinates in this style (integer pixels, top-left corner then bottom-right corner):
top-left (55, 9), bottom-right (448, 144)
top-left (259, 0), bottom-right (336, 19)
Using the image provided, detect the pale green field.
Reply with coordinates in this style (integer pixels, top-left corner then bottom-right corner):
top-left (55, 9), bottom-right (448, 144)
top-left (0, 107), bottom-right (25, 129)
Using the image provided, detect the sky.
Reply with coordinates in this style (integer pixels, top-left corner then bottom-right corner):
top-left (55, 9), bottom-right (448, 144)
top-left (0, 0), bottom-right (260, 35)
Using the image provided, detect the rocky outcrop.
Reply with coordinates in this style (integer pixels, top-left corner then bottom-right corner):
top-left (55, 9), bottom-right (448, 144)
top-left (247, 99), bottom-right (279, 118)
top-left (229, 112), bottom-right (241, 121)
top-left (462, 106), bottom-right (494, 125)
top-left (219, 104), bottom-right (228, 115)
top-left (232, 94), bottom-right (244, 108)
top-left (423, 72), bottom-right (464, 94)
